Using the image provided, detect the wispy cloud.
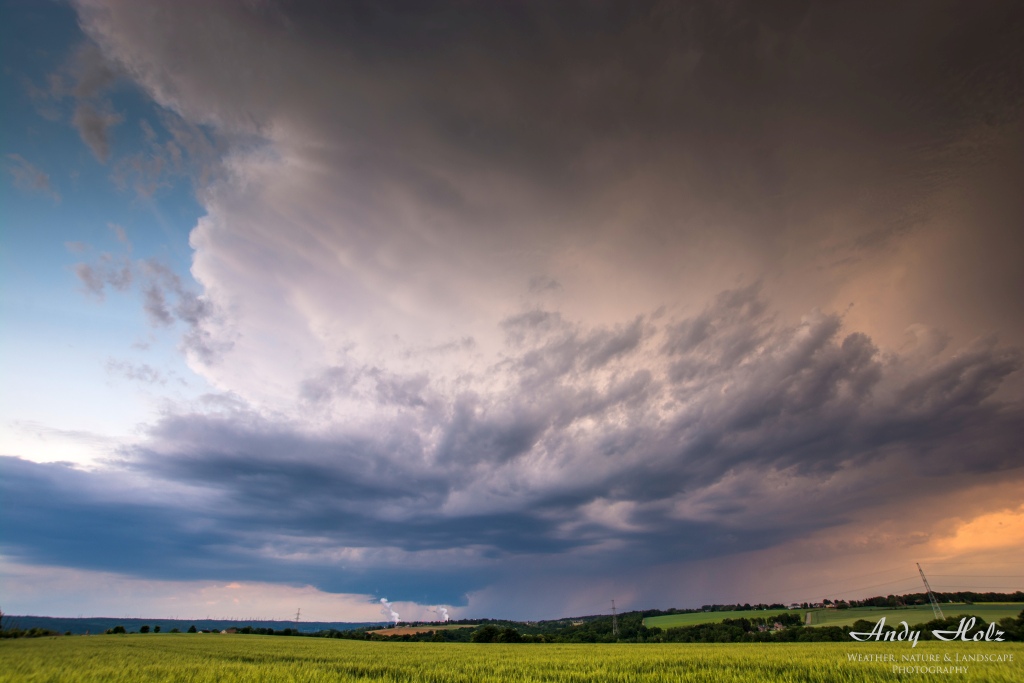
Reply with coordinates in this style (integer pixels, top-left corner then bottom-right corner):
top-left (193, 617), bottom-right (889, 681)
top-left (105, 359), bottom-right (165, 385)
top-left (74, 254), bottom-right (132, 299)
top-left (73, 101), bottom-right (123, 163)
top-left (5, 154), bottom-right (60, 202)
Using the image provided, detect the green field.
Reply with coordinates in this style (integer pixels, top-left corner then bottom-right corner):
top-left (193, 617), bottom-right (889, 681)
top-left (644, 603), bottom-right (1024, 630)
top-left (643, 609), bottom-right (805, 629)
top-left (806, 603), bottom-right (1024, 628)
top-left (2, 635), bottom-right (1022, 682)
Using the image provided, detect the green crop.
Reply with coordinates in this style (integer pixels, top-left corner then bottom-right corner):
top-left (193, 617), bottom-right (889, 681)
top-left (2, 634), bottom-right (1022, 682)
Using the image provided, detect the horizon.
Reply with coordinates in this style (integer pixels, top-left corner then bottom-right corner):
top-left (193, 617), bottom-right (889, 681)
top-left (2, 0), bottom-right (1023, 623)
top-left (9, 588), bottom-right (1024, 629)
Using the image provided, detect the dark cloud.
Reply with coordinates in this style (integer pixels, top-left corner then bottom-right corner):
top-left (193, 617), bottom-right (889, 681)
top-left (70, 0), bottom-right (1024, 384)
top-left (499, 314), bottom-right (649, 398)
top-left (300, 365), bottom-right (437, 411)
top-left (0, 457), bottom-right (228, 576)
top-left (76, 1), bottom-right (1023, 240)
top-left (5, 287), bottom-right (1022, 605)
top-left (140, 289), bottom-right (1022, 549)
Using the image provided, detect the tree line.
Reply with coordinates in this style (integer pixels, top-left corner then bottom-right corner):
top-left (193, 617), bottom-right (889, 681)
top-left (307, 609), bottom-right (1024, 644)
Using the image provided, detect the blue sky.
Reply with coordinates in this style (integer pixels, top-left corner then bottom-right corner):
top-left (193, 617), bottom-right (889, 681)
top-left (1, 0), bottom-right (209, 463)
top-left (2, 0), bottom-right (1023, 623)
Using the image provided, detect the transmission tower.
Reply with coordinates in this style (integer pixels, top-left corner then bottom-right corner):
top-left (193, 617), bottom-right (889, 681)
top-left (917, 563), bottom-right (944, 619)
top-left (295, 607), bottom-right (301, 631)
top-left (611, 600), bottom-right (619, 639)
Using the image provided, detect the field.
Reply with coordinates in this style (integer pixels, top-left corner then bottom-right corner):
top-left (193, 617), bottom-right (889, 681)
top-left (807, 603), bottom-right (1024, 628)
top-left (2, 634), bottom-right (1022, 682)
top-left (643, 603), bottom-right (1024, 630)
top-left (643, 609), bottom-right (805, 629)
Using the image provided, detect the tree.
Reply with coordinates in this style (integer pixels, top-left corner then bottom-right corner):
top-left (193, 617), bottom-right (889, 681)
top-left (140, 625), bottom-right (150, 633)
top-left (0, 607), bottom-right (25, 639)
top-left (105, 625), bottom-right (126, 634)
top-left (496, 627), bottom-right (523, 643)
top-left (188, 625), bottom-right (197, 633)
top-left (153, 625), bottom-right (161, 633)
top-left (471, 625), bottom-right (499, 643)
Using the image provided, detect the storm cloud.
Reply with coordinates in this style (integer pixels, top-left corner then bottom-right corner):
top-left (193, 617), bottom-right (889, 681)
top-left (2, 0), bottom-right (1022, 618)
top-left (4, 285), bottom-right (1021, 607)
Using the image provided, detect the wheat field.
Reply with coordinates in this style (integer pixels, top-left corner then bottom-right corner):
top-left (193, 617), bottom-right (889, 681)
top-left (2, 634), bottom-right (1021, 682)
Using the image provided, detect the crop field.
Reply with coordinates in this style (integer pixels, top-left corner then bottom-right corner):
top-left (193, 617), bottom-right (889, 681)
top-left (806, 603), bottom-right (1024, 628)
top-left (643, 603), bottom-right (1024, 630)
top-left (2, 634), bottom-right (1022, 682)
top-left (643, 609), bottom-right (805, 629)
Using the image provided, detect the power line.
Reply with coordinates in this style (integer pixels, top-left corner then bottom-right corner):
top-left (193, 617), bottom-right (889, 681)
top-left (930, 575), bottom-right (1024, 579)
top-left (787, 566), bottom-right (920, 594)
top-left (918, 563), bottom-right (944, 620)
top-left (809, 572), bottom-right (1023, 602)
top-left (811, 576), bottom-right (921, 600)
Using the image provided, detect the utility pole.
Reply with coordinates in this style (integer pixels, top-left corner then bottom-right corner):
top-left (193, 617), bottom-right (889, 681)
top-left (295, 607), bottom-right (301, 632)
top-left (611, 600), bottom-right (619, 639)
top-left (917, 563), bottom-right (944, 620)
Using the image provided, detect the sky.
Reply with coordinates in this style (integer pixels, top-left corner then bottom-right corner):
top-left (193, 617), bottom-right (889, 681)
top-left (1, 0), bottom-right (1023, 623)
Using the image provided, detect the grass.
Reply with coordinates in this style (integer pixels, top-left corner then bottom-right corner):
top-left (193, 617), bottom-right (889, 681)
top-left (643, 603), bottom-right (1024, 630)
top-left (2, 634), bottom-right (1022, 682)
top-left (643, 609), bottom-right (805, 629)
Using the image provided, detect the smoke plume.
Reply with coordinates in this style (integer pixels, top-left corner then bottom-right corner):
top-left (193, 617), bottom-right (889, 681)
top-left (379, 597), bottom-right (400, 624)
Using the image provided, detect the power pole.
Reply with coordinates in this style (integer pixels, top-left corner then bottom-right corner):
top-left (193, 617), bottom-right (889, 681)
top-left (611, 600), bottom-right (619, 639)
top-left (295, 607), bottom-right (301, 632)
top-left (917, 563), bottom-right (944, 620)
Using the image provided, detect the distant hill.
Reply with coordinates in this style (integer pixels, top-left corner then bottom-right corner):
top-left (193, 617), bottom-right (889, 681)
top-left (643, 603), bottom-right (1024, 630)
top-left (3, 616), bottom-right (379, 635)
